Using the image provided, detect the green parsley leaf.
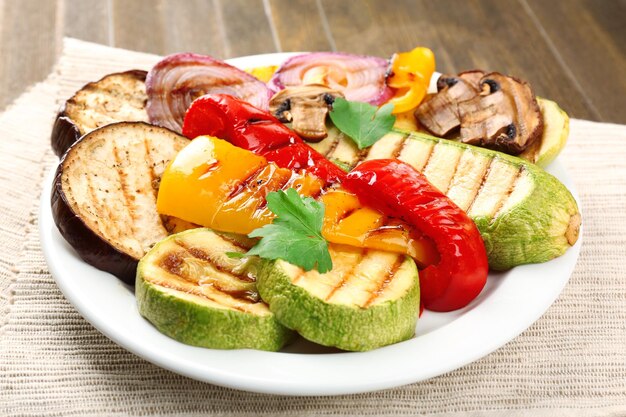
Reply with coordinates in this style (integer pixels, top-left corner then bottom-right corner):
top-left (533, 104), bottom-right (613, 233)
top-left (329, 97), bottom-right (396, 149)
top-left (241, 188), bottom-right (333, 273)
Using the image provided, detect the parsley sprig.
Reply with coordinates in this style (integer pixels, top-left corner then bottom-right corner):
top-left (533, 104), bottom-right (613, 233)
top-left (230, 189), bottom-right (333, 273)
top-left (329, 97), bottom-right (396, 149)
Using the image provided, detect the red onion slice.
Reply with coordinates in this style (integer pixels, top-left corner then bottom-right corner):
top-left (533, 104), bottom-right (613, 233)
top-left (268, 52), bottom-right (393, 105)
top-left (146, 53), bottom-right (271, 133)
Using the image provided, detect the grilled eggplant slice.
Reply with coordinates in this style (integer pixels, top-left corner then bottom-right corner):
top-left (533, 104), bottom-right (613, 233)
top-left (257, 245), bottom-right (420, 351)
top-left (51, 122), bottom-right (189, 284)
top-left (136, 228), bottom-right (294, 351)
top-left (51, 70), bottom-right (149, 157)
top-left (309, 128), bottom-right (580, 270)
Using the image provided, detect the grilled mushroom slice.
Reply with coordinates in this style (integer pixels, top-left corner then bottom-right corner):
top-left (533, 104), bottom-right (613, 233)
top-left (457, 72), bottom-right (543, 154)
top-left (415, 74), bottom-right (481, 137)
top-left (269, 85), bottom-right (344, 142)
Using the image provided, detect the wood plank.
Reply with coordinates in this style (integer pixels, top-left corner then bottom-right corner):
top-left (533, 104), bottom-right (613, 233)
top-left (217, 0), bottom-right (277, 57)
top-left (0, 0), bottom-right (60, 110)
top-left (161, 0), bottom-right (226, 57)
top-left (321, 0), bottom-right (598, 120)
top-left (524, 0), bottom-right (626, 123)
top-left (268, 0), bottom-right (333, 52)
top-left (63, 0), bottom-right (110, 45)
top-left (111, 0), bottom-right (166, 55)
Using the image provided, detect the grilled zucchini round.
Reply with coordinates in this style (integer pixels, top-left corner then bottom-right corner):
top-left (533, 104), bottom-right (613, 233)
top-left (257, 245), bottom-right (420, 351)
top-left (136, 228), bottom-right (294, 351)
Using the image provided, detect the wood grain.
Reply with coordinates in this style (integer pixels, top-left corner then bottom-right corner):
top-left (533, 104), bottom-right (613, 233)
top-left (111, 0), bottom-right (166, 54)
top-left (0, 0), bottom-right (59, 109)
top-left (268, 0), bottom-right (333, 52)
top-left (524, 0), bottom-right (626, 123)
top-left (0, 0), bottom-right (624, 124)
top-left (216, 0), bottom-right (276, 57)
top-left (161, 0), bottom-right (225, 57)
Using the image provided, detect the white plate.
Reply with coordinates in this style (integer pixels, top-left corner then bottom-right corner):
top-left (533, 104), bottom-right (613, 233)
top-left (40, 53), bottom-right (582, 396)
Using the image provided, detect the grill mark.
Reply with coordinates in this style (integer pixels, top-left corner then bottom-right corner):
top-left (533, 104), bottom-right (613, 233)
top-left (443, 150), bottom-right (464, 195)
top-left (112, 145), bottom-right (139, 244)
top-left (143, 138), bottom-right (159, 200)
top-left (324, 250), bottom-right (368, 302)
top-left (290, 269), bottom-right (306, 285)
top-left (257, 173), bottom-right (292, 210)
top-left (466, 156), bottom-right (495, 214)
top-left (218, 234), bottom-right (254, 252)
top-left (391, 136), bottom-right (408, 159)
top-left (491, 167), bottom-right (524, 222)
top-left (158, 249), bottom-right (258, 304)
top-left (323, 134), bottom-right (341, 158)
top-left (362, 255), bottom-right (404, 308)
top-left (420, 143), bottom-right (439, 174)
top-left (227, 165), bottom-right (267, 199)
top-left (82, 170), bottom-right (118, 240)
top-left (154, 280), bottom-right (249, 313)
top-left (336, 207), bottom-right (358, 223)
top-left (174, 239), bottom-right (255, 283)
top-left (366, 223), bottom-right (406, 238)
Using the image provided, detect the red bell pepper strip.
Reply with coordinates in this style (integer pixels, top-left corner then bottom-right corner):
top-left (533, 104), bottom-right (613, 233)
top-left (182, 94), bottom-right (346, 185)
top-left (344, 159), bottom-right (488, 312)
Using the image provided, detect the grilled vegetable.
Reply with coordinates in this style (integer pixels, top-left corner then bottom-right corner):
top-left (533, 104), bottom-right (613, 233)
top-left (183, 94), bottom-right (347, 185)
top-left (268, 52), bottom-right (393, 105)
top-left (136, 228), bottom-right (294, 351)
top-left (156, 135), bottom-right (438, 266)
top-left (309, 128), bottom-right (581, 270)
top-left (344, 159), bottom-right (488, 312)
top-left (269, 85), bottom-right (343, 141)
top-left (387, 47), bottom-right (435, 114)
top-left (415, 70), bottom-right (544, 156)
top-left (257, 245), bottom-right (420, 351)
top-left (245, 65), bottom-right (277, 83)
top-left (457, 72), bottom-right (543, 155)
top-left (51, 70), bottom-right (148, 157)
top-left (181, 95), bottom-right (495, 311)
top-left (519, 98), bottom-right (569, 168)
top-left (146, 53), bottom-right (271, 133)
top-left (51, 122), bottom-right (188, 284)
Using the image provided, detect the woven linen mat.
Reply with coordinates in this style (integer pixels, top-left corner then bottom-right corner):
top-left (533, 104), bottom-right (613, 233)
top-left (0, 38), bottom-right (625, 417)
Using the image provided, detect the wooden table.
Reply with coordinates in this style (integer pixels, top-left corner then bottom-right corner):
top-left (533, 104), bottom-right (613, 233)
top-left (0, 0), bottom-right (624, 123)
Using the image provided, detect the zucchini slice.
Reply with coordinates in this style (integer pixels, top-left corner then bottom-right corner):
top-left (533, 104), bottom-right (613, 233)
top-left (519, 98), bottom-right (570, 168)
top-left (309, 126), bottom-right (580, 271)
top-left (257, 245), bottom-right (420, 351)
top-left (136, 228), bottom-right (294, 351)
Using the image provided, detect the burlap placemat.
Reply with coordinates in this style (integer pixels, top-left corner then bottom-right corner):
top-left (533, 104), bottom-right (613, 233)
top-left (0, 38), bottom-right (624, 417)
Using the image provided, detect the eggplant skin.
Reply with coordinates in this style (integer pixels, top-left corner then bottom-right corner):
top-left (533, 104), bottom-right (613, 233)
top-left (51, 160), bottom-right (137, 285)
top-left (50, 112), bottom-right (82, 158)
top-left (50, 70), bottom-right (148, 158)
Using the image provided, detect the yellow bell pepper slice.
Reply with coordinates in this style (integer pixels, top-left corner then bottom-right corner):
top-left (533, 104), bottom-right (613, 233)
top-left (387, 47), bottom-right (435, 114)
top-left (245, 65), bottom-right (278, 83)
top-left (157, 136), bottom-right (438, 266)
